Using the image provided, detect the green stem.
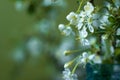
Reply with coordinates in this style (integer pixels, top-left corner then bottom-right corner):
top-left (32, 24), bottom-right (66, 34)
top-left (71, 62), bottom-right (80, 74)
top-left (71, 54), bottom-right (81, 63)
top-left (76, 0), bottom-right (84, 13)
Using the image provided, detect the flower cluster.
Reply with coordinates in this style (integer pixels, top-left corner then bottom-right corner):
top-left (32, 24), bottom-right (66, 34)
top-left (59, 2), bottom-right (96, 46)
top-left (79, 52), bottom-right (102, 65)
top-left (59, 0), bottom-right (120, 80)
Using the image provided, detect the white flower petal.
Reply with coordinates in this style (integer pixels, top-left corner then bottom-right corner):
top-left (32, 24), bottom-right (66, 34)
top-left (93, 55), bottom-right (102, 64)
top-left (81, 26), bottom-right (88, 38)
top-left (84, 2), bottom-right (94, 14)
top-left (63, 68), bottom-right (78, 80)
top-left (88, 54), bottom-right (95, 60)
top-left (79, 11), bottom-right (86, 17)
top-left (82, 52), bottom-right (88, 58)
top-left (66, 12), bottom-right (78, 25)
top-left (77, 22), bottom-right (83, 30)
top-left (81, 58), bottom-right (87, 63)
top-left (66, 12), bottom-right (75, 20)
top-left (63, 26), bottom-right (72, 36)
top-left (88, 24), bottom-right (94, 33)
top-left (58, 24), bottom-right (65, 31)
top-left (99, 25), bottom-right (106, 29)
top-left (81, 39), bottom-right (90, 46)
top-left (84, 39), bottom-right (90, 46)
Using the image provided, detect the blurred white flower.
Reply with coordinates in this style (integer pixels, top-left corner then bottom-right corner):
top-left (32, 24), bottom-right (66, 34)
top-left (116, 39), bottom-right (120, 47)
top-left (15, 1), bottom-right (25, 11)
top-left (92, 55), bottom-right (102, 64)
top-left (43, 0), bottom-right (52, 6)
top-left (116, 28), bottom-right (120, 35)
top-left (63, 68), bottom-right (78, 80)
top-left (58, 24), bottom-right (65, 31)
top-left (55, 38), bottom-right (75, 64)
top-left (89, 37), bottom-right (96, 45)
top-left (114, 0), bottom-right (120, 8)
top-left (88, 54), bottom-right (95, 60)
top-left (92, 20), bottom-right (101, 28)
top-left (13, 48), bottom-right (25, 63)
top-left (80, 52), bottom-right (101, 64)
top-left (100, 15), bottom-right (111, 28)
top-left (81, 52), bottom-right (89, 63)
top-left (110, 45), bottom-right (114, 54)
top-left (82, 52), bottom-right (88, 58)
top-left (26, 38), bottom-right (41, 57)
top-left (104, 1), bottom-right (112, 10)
top-left (80, 52), bottom-right (95, 64)
top-left (81, 39), bottom-right (90, 46)
top-left (93, 13), bottom-right (101, 19)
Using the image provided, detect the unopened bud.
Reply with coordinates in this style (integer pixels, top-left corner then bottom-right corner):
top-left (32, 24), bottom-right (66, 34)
top-left (102, 34), bottom-right (108, 40)
top-left (64, 50), bottom-right (72, 56)
top-left (64, 60), bottom-right (74, 68)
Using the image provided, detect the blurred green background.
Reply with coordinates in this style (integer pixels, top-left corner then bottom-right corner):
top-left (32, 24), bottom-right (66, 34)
top-left (0, 0), bottom-right (80, 80)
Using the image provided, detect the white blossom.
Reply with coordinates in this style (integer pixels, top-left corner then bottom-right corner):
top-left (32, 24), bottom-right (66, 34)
top-left (79, 52), bottom-right (101, 64)
top-left (92, 55), bottom-right (102, 64)
top-left (78, 10), bottom-right (95, 33)
top-left (80, 52), bottom-right (95, 64)
top-left (88, 54), bottom-right (95, 60)
top-left (84, 2), bottom-right (94, 14)
top-left (79, 11), bottom-right (86, 18)
top-left (63, 68), bottom-right (78, 80)
top-left (66, 12), bottom-right (78, 25)
top-left (81, 52), bottom-right (88, 63)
